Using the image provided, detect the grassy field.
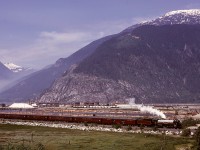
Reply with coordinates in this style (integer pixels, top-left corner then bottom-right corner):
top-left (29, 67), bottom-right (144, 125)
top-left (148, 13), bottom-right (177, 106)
top-left (0, 124), bottom-right (194, 150)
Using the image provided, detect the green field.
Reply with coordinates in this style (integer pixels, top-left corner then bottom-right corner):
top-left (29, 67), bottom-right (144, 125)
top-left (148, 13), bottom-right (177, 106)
top-left (0, 124), bottom-right (194, 150)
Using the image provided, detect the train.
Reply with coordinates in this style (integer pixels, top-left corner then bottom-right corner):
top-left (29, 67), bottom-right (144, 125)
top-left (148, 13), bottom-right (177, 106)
top-left (0, 113), bottom-right (181, 128)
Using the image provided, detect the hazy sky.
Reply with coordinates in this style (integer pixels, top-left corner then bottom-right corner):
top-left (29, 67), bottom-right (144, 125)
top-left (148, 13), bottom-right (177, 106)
top-left (0, 0), bottom-right (200, 69)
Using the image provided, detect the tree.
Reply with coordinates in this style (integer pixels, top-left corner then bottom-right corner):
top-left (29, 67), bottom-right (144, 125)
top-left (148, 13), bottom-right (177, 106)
top-left (175, 110), bottom-right (178, 115)
top-left (181, 118), bottom-right (198, 129)
top-left (194, 127), bottom-right (200, 150)
top-left (140, 124), bottom-right (144, 131)
top-left (153, 126), bottom-right (158, 131)
top-left (84, 122), bottom-right (88, 126)
top-left (181, 128), bottom-right (191, 137)
top-left (126, 125), bottom-right (132, 131)
top-left (112, 124), bottom-right (121, 129)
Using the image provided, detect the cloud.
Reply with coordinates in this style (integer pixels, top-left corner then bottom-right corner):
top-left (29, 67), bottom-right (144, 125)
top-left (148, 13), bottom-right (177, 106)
top-left (39, 31), bottom-right (92, 44)
top-left (0, 30), bottom-right (106, 69)
top-left (0, 16), bottom-right (155, 69)
top-left (87, 17), bottom-right (155, 35)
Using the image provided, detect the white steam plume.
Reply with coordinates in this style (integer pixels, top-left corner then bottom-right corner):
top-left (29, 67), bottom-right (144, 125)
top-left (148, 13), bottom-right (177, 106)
top-left (137, 105), bottom-right (166, 119)
top-left (128, 98), bottom-right (166, 119)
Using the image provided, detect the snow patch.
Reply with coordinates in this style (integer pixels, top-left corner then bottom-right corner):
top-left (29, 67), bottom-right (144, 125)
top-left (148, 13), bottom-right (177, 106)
top-left (165, 9), bottom-right (200, 17)
top-left (4, 63), bottom-right (23, 73)
top-left (4, 62), bottom-right (30, 73)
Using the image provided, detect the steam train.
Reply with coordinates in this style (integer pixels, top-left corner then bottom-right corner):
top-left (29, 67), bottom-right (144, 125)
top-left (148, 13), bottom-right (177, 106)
top-left (0, 113), bottom-right (181, 129)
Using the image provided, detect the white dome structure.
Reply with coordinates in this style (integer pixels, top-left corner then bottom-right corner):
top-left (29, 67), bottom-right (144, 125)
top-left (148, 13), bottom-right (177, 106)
top-left (9, 103), bottom-right (34, 109)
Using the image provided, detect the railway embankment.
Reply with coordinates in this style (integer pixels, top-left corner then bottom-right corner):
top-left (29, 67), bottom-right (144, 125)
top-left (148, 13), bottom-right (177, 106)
top-left (0, 119), bottom-right (182, 136)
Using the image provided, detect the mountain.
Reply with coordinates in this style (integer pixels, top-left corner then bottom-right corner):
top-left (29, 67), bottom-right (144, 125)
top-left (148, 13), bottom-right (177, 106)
top-left (1, 9), bottom-right (200, 103)
top-left (4, 62), bottom-right (34, 78)
top-left (0, 62), bottom-right (13, 80)
top-left (0, 35), bottom-right (114, 102)
top-left (4, 63), bottom-right (30, 73)
top-left (124, 9), bottom-right (200, 33)
top-left (0, 62), bottom-right (14, 93)
top-left (39, 24), bottom-right (200, 104)
top-left (0, 62), bottom-right (35, 94)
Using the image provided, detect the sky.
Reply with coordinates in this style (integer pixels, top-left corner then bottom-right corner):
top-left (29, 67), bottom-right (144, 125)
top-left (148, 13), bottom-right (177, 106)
top-left (0, 0), bottom-right (200, 69)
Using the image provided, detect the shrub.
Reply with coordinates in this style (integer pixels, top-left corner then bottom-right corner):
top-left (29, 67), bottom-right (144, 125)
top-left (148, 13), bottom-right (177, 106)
top-left (153, 126), bottom-right (158, 131)
top-left (112, 124), bottom-right (121, 129)
top-left (140, 124), bottom-right (144, 130)
top-left (194, 127), bottom-right (200, 150)
top-left (126, 125), bottom-right (132, 131)
top-left (16, 144), bottom-right (31, 150)
top-left (182, 118), bottom-right (200, 129)
top-left (36, 142), bottom-right (45, 150)
top-left (181, 128), bottom-right (191, 137)
top-left (84, 122), bottom-right (88, 126)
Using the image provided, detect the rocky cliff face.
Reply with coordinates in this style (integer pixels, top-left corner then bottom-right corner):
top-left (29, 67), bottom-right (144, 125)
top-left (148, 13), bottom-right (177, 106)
top-left (39, 25), bottom-right (200, 104)
top-left (40, 66), bottom-right (137, 103)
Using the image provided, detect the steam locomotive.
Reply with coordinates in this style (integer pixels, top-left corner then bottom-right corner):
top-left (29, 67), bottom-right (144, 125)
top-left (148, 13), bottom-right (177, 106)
top-left (0, 113), bottom-right (181, 129)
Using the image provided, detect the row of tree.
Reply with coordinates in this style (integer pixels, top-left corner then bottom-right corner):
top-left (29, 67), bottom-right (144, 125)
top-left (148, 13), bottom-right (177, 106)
top-left (181, 118), bottom-right (200, 149)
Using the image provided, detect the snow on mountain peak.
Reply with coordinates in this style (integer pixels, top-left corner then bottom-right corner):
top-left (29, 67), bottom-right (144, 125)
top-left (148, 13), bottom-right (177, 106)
top-left (165, 9), bottom-right (200, 17)
top-left (123, 9), bottom-right (200, 33)
top-left (142, 9), bottom-right (200, 26)
top-left (4, 63), bottom-right (24, 73)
